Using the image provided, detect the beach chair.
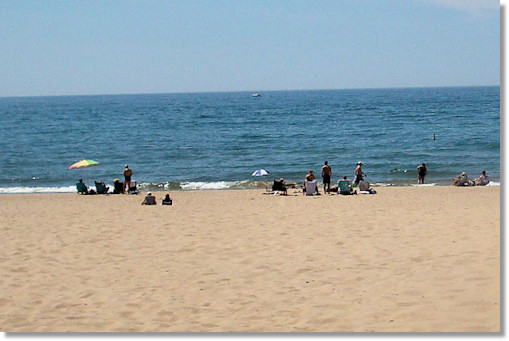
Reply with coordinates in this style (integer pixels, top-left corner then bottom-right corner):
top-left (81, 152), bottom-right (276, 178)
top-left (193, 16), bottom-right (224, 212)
top-left (358, 180), bottom-right (376, 194)
top-left (128, 180), bottom-right (139, 194)
top-left (113, 180), bottom-right (124, 194)
top-left (304, 180), bottom-right (319, 196)
top-left (359, 180), bottom-right (370, 192)
top-left (272, 180), bottom-right (287, 195)
top-left (76, 181), bottom-right (88, 194)
top-left (338, 180), bottom-right (355, 195)
top-left (94, 181), bottom-right (109, 194)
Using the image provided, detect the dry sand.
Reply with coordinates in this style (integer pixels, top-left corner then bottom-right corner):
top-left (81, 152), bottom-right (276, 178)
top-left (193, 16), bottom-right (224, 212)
top-left (0, 186), bottom-right (500, 332)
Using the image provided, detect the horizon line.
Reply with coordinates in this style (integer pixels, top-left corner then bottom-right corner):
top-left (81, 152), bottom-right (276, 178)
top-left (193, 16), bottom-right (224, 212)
top-left (0, 84), bottom-right (500, 99)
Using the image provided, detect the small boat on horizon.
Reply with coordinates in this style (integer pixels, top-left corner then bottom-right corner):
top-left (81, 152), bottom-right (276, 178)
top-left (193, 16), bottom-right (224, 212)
top-left (251, 93), bottom-right (261, 97)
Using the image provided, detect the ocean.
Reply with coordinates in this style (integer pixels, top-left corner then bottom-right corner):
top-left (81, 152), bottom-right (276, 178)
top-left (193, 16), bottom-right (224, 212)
top-left (0, 86), bottom-right (500, 194)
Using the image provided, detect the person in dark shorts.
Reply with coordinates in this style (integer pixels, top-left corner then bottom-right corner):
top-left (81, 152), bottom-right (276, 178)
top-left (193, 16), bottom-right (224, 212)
top-left (123, 165), bottom-right (133, 194)
top-left (417, 163), bottom-right (427, 184)
top-left (321, 161), bottom-right (332, 193)
top-left (354, 161), bottom-right (365, 185)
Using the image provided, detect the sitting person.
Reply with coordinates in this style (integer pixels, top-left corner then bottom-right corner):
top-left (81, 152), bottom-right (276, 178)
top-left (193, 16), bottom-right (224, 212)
top-left (94, 181), bottom-right (109, 194)
top-left (272, 178), bottom-right (287, 195)
top-left (305, 170), bottom-right (315, 181)
top-left (475, 170), bottom-right (490, 186)
top-left (162, 193), bottom-right (173, 205)
top-left (113, 178), bottom-right (124, 194)
top-left (357, 180), bottom-right (376, 194)
top-left (304, 178), bottom-right (320, 196)
top-left (76, 179), bottom-right (88, 194)
top-left (451, 175), bottom-right (462, 186)
top-left (141, 192), bottom-right (157, 205)
top-left (338, 176), bottom-right (356, 195)
top-left (359, 180), bottom-right (370, 192)
top-left (452, 172), bottom-right (471, 186)
top-left (303, 170), bottom-right (316, 194)
top-left (128, 180), bottom-right (139, 195)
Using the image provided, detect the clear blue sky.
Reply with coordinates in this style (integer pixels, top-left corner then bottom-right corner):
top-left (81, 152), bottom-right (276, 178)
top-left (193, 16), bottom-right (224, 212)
top-left (0, 0), bottom-right (500, 97)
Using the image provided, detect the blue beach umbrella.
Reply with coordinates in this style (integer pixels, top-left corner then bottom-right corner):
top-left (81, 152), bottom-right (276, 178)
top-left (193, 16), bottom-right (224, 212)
top-left (252, 169), bottom-right (270, 176)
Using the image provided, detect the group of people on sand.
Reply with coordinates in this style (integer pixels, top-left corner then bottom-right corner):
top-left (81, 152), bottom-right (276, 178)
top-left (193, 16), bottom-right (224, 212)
top-left (297, 160), bottom-right (373, 196)
top-left (76, 165), bottom-right (137, 195)
top-left (141, 192), bottom-right (173, 205)
top-left (76, 179), bottom-right (109, 195)
top-left (75, 165), bottom-right (174, 205)
top-left (77, 162), bottom-right (491, 199)
top-left (415, 162), bottom-right (490, 186)
top-left (451, 170), bottom-right (490, 187)
top-left (276, 161), bottom-right (491, 196)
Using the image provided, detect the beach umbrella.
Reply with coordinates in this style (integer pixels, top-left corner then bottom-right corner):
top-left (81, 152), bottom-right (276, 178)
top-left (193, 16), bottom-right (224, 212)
top-left (252, 169), bottom-right (270, 176)
top-left (68, 159), bottom-right (100, 170)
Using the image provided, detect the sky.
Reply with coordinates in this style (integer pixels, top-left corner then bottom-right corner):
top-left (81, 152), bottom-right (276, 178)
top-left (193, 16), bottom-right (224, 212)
top-left (0, 0), bottom-right (500, 97)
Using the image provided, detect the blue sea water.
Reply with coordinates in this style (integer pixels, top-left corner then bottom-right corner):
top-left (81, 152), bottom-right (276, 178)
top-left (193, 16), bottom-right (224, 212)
top-left (0, 86), bottom-right (500, 193)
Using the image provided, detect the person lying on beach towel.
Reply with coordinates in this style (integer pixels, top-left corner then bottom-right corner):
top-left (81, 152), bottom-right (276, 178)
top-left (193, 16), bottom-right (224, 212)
top-left (141, 192), bottom-right (157, 205)
top-left (452, 172), bottom-right (474, 186)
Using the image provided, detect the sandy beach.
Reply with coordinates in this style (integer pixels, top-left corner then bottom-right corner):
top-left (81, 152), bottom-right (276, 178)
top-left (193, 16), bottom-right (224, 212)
top-left (0, 186), bottom-right (500, 332)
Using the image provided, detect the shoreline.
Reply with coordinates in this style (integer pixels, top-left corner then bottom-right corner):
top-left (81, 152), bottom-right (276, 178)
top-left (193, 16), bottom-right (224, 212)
top-left (0, 180), bottom-right (501, 195)
top-left (0, 186), bottom-right (500, 331)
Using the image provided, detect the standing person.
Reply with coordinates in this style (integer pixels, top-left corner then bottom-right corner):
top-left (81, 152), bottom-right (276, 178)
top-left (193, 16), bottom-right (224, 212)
top-left (354, 161), bottom-right (365, 185)
top-left (321, 161), bottom-right (332, 193)
top-left (123, 164), bottom-right (133, 194)
top-left (417, 163), bottom-right (427, 184)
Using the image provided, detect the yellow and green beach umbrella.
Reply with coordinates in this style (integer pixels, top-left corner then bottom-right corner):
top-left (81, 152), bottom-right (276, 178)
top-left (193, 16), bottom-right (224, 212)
top-left (68, 159), bottom-right (100, 170)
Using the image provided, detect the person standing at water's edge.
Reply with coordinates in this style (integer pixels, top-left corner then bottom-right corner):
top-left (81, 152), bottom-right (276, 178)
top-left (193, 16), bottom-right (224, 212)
top-left (417, 163), bottom-right (427, 184)
top-left (123, 165), bottom-right (133, 194)
top-left (354, 161), bottom-right (365, 185)
top-left (322, 161), bottom-right (332, 193)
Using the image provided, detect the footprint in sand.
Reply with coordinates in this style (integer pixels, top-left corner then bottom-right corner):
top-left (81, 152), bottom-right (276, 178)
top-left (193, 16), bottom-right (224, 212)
top-left (296, 268), bottom-right (313, 274)
top-left (79, 291), bottom-right (94, 299)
